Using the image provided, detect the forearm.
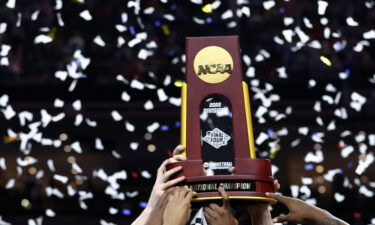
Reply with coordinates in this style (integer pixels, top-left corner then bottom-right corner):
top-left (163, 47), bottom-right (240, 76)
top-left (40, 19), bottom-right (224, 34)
top-left (311, 209), bottom-right (349, 225)
top-left (249, 206), bottom-right (272, 225)
top-left (131, 207), bottom-right (153, 225)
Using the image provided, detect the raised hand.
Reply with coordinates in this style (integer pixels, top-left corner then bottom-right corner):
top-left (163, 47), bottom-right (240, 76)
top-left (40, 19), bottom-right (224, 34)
top-left (163, 187), bottom-right (197, 225)
top-left (266, 193), bottom-right (349, 225)
top-left (204, 187), bottom-right (238, 225)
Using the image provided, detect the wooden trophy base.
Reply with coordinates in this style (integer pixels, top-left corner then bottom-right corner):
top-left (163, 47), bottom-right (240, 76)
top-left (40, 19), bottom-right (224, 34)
top-left (166, 158), bottom-right (276, 204)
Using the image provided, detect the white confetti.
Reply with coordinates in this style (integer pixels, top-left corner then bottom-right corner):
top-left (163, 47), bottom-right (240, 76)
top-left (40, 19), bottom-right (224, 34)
top-left (341, 146), bottom-right (354, 158)
top-left (57, 12), bottom-right (65, 26)
top-left (317, 0), bottom-right (328, 15)
top-left (6, 0), bottom-right (16, 8)
top-left (130, 79), bottom-right (145, 90)
top-left (290, 185), bottom-right (299, 198)
top-left (72, 100), bottom-right (82, 111)
top-left (46, 209), bottom-right (56, 217)
top-left (112, 150), bottom-right (122, 159)
top-left (359, 185), bottom-right (374, 197)
top-left (346, 17), bottom-right (359, 26)
top-left (121, 91), bottom-right (131, 102)
top-left (126, 191), bottom-right (139, 198)
top-left (54, 98), bottom-right (64, 107)
top-left (74, 114), bottom-right (83, 126)
top-left (246, 66), bottom-right (255, 77)
top-left (263, 0), bottom-right (275, 10)
top-left (93, 35), bottom-right (106, 47)
top-left (111, 111), bottom-right (123, 121)
top-left (300, 185), bottom-right (311, 199)
top-left (282, 29), bottom-right (294, 43)
top-left (71, 141), bottom-right (83, 153)
top-left (157, 89), bottom-right (168, 102)
top-left (277, 67), bottom-right (287, 78)
top-left (301, 177), bottom-right (313, 185)
top-left (0, 23), bottom-right (7, 33)
top-left (109, 207), bottom-right (119, 215)
top-left (369, 134), bottom-right (375, 146)
top-left (256, 132), bottom-right (268, 145)
top-left (283, 17), bottom-right (294, 26)
top-left (0, 45), bottom-right (11, 57)
top-left (324, 169), bottom-right (341, 182)
top-left (334, 107), bottom-right (348, 119)
top-left (5, 178), bottom-right (15, 189)
top-left (95, 138), bottom-right (104, 150)
top-left (86, 118), bottom-right (97, 127)
top-left (295, 26), bottom-right (309, 43)
top-left (221, 10), bottom-right (233, 20)
top-left (144, 100), bottom-right (154, 110)
top-left (138, 49), bottom-right (153, 60)
top-left (47, 159), bottom-right (55, 172)
top-left (363, 30), bottom-right (375, 39)
top-left (303, 17), bottom-right (313, 28)
top-left (34, 35), bottom-right (53, 44)
top-left (1, 105), bottom-right (16, 120)
top-left (117, 36), bottom-right (126, 48)
top-left (0, 157), bottom-right (6, 170)
top-left (100, 220), bottom-right (116, 225)
top-left (313, 101), bottom-right (321, 112)
top-left (0, 94), bottom-right (9, 107)
top-left (304, 150), bottom-right (323, 163)
top-left (147, 122), bottom-right (160, 133)
top-left (130, 142), bottom-right (139, 150)
top-left (193, 17), bottom-right (205, 24)
top-left (79, 10), bottom-right (92, 21)
top-left (355, 152), bottom-right (374, 175)
top-left (125, 121), bottom-right (135, 132)
top-left (17, 157), bottom-right (37, 167)
top-left (141, 170), bottom-right (152, 179)
top-left (54, 174), bottom-right (68, 184)
top-left (334, 192), bottom-right (345, 202)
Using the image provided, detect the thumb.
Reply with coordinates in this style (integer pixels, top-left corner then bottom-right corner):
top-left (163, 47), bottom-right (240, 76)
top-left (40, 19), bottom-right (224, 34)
top-left (272, 214), bottom-right (289, 223)
top-left (218, 187), bottom-right (230, 209)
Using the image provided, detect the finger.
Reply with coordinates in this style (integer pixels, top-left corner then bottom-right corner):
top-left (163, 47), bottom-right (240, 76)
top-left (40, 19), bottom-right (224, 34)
top-left (272, 214), bottom-right (289, 223)
top-left (163, 176), bottom-right (185, 189)
top-left (178, 187), bottom-right (189, 199)
top-left (169, 154), bottom-right (187, 163)
top-left (162, 166), bottom-right (182, 182)
top-left (173, 145), bottom-right (185, 156)
top-left (208, 203), bottom-right (221, 211)
top-left (218, 187), bottom-right (230, 209)
top-left (186, 190), bottom-right (197, 201)
top-left (204, 206), bottom-right (216, 218)
top-left (157, 159), bottom-right (170, 178)
top-left (229, 166), bottom-right (236, 174)
top-left (265, 192), bottom-right (289, 205)
top-left (273, 179), bottom-right (280, 192)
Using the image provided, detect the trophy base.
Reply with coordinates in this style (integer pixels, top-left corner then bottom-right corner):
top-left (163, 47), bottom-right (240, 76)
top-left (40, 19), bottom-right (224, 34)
top-left (166, 158), bottom-right (276, 204)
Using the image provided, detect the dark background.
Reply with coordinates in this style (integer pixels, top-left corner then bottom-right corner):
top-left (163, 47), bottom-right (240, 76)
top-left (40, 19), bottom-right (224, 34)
top-left (0, 0), bottom-right (374, 224)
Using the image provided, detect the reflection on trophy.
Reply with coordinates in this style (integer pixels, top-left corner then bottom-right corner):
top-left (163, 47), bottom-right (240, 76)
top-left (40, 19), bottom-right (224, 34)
top-left (166, 36), bottom-right (275, 203)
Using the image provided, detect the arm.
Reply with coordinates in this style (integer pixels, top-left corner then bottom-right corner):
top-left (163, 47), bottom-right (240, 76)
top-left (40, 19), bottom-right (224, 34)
top-left (266, 193), bottom-right (349, 225)
top-left (132, 146), bottom-right (186, 225)
top-left (203, 187), bottom-right (238, 225)
top-left (246, 204), bottom-right (272, 225)
top-left (163, 187), bottom-right (196, 225)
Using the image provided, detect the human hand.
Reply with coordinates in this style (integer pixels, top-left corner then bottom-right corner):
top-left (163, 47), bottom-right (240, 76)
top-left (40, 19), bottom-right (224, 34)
top-left (266, 193), bottom-right (349, 225)
top-left (204, 187), bottom-right (238, 225)
top-left (171, 144), bottom-right (187, 162)
top-left (144, 187), bottom-right (176, 225)
top-left (147, 159), bottom-right (185, 210)
top-left (163, 187), bottom-right (196, 225)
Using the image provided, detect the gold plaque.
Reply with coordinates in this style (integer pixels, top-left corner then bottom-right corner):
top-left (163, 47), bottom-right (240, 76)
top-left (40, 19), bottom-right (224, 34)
top-left (193, 46), bottom-right (233, 84)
